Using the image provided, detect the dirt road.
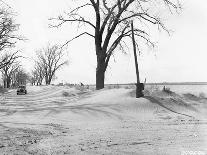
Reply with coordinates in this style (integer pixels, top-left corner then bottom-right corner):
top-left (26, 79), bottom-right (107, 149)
top-left (0, 86), bottom-right (207, 154)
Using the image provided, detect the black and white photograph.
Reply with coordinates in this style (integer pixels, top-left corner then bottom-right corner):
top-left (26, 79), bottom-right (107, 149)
top-left (0, 0), bottom-right (206, 154)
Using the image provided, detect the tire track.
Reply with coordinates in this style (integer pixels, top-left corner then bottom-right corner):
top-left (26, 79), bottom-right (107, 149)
top-left (0, 86), bottom-right (81, 115)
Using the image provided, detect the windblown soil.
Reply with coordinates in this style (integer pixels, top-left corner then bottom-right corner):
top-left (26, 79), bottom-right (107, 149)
top-left (0, 86), bottom-right (206, 155)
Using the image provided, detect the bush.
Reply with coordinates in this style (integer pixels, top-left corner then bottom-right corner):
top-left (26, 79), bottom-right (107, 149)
top-left (62, 91), bottom-right (70, 97)
top-left (75, 85), bottom-right (85, 91)
top-left (57, 83), bottom-right (64, 86)
top-left (162, 86), bottom-right (173, 94)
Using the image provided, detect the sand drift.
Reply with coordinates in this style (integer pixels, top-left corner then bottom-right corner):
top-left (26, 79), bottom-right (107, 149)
top-left (0, 85), bottom-right (207, 154)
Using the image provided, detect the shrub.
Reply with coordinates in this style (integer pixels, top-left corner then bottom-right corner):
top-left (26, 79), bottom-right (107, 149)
top-left (183, 93), bottom-right (200, 101)
top-left (57, 83), bottom-right (64, 86)
top-left (162, 86), bottom-right (173, 94)
top-left (62, 91), bottom-right (70, 97)
top-left (74, 85), bottom-right (89, 92)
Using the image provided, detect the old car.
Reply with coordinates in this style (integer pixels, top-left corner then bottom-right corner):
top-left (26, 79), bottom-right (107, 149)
top-left (17, 85), bottom-right (27, 95)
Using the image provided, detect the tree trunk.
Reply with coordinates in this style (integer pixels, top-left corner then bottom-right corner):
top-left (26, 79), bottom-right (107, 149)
top-left (48, 78), bottom-right (51, 85)
top-left (96, 57), bottom-right (106, 90)
top-left (96, 68), bottom-right (105, 90)
top-left (7, 78), bottom-right (10, 88)
top-left (45, 76), bottom-right (49, 85)
top-left (4, 79), bottom-right (7, 88)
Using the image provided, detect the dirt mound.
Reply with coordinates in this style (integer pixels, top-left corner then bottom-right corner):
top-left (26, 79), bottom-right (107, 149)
top-left (1, 86), bottom-right (203, 121)
top-left (67, 88), bottom-right (197, 121)
top-left (128, 88), bottom-right (202, 119)
top-left (183, 93), bottom-right (203, 101)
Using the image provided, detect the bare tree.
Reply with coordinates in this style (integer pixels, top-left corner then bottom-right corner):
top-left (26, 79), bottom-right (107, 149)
top-left (0, 51), bottom-right (21, 88)
top-left (15, 68), bottom-right (29, 86)
top-left (0, 4), bottom-right (22, 52)
top-left (35, 44), bottom-right (68, 85)
top-left (0, 51), bottom-right (20, 69)
top-left (50, 0), bottom-right (181, 90)
top-left (29, 70), bottom-right (38, 86)
top-left (0, 2), bottom-right (23, 71)
top-left (10, 63), bottom-right (21, 87)
top-left (31, 61), bottom-right (45, 85)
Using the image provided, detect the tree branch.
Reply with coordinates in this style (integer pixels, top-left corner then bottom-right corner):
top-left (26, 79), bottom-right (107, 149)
top-left (61, 32), bottom-right (95, 48)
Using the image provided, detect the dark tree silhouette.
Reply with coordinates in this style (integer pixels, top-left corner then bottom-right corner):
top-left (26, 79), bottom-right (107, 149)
top-left (0, 51), bottom-right (21, 88)
top-left (0, 6), bottom-right (22, 52)
top-left (0, 51), bottom-right (20, 69)
top-left (0, 2), bottom-right (24, 71)
top-left (50, 0), bottom-right (181, 89)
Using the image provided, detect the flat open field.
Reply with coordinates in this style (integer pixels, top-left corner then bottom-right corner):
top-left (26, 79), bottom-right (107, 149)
top-left (0, 85), bottom-right (207, 155)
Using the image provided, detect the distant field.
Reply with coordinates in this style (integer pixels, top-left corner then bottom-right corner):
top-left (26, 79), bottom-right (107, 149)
top-left (150, 84), bottom-right (207, 96)
top-left (87, 83), bottom-right (207, 96)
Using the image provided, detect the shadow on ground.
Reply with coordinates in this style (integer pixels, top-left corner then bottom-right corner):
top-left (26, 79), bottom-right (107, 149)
top-left (143, 96), bottom-right (195, 118)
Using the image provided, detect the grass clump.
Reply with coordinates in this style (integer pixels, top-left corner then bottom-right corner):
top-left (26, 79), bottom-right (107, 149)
top-left (162, 86), bottom-right (173, 94)
top-left (62, 91), bottom-right (70, 97)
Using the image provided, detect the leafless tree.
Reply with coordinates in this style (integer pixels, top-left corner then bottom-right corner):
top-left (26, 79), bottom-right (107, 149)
top-left (35, 44), bottom-right (68, 85)
top-left (28, 70), bottom-right (37, 86)
top-left (0, 1), bottom-right (23, 72)
top-left (0, 51), bottom-right (21, 88)
top-left (9, 63), bottom-right (22, 87)
top-left (31, 61), bottom-right (45, 85)
top-left (50, 0), bottom-right (181, 90)
top-left (0, 51), bottom-right (20, 69)
top-left (0, 4), bottom-right (22, 52)
top-left (14, 68), bottom-right (29, 86)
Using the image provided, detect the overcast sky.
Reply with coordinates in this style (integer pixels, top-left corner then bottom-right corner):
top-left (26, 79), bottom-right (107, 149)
top-left (4, 0), bottom-right (207, 84)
